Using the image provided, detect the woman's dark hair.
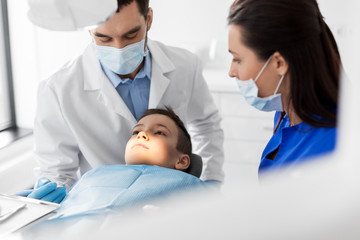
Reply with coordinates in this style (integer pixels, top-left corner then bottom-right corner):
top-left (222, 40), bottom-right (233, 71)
top-left (117, 0), bottom-right (149, 18)
top-left (138, 107), bottom-right (192, 156)
top-left (228, 0), bottom-right (340, 127)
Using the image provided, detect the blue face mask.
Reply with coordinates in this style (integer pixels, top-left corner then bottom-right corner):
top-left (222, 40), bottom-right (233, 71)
top-left (95, 38), bottom-right (148, 75)
top-left (236, 56), bottom-right (284, 112)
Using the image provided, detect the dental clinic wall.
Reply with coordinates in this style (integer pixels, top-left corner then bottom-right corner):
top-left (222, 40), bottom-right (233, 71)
top-left (6, 0), bottom-right (359, 182)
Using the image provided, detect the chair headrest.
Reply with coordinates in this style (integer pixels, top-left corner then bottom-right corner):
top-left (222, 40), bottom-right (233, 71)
top-left (184, 153), bottom-right (203, 178)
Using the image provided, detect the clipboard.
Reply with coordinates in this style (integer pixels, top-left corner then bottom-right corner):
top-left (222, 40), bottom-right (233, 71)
top-left (0, 194), bottom-right (60, 238)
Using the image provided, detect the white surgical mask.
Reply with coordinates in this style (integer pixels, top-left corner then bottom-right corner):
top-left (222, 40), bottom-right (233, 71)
top-left (236, 56), bottom-right (284, 112)
top-left (95, 37), bottom-right (148, 75)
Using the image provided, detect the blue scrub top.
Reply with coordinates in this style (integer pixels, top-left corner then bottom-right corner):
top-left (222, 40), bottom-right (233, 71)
top-left (259, 112), bottom-right (337, 173)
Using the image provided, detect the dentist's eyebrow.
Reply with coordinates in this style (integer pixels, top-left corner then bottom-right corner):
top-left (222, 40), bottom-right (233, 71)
top-left (121, 25), bottom-right (142, 38)
top-left (93, 31), bottom-right (110, 38)
top-left (93, 26), bottom-right (142, 39)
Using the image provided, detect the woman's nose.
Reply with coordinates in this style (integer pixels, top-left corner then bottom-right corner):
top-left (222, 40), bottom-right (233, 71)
top-left (228, 63), bottom-right (238, 78)
top-left (137, 131), bottom-right (149, 141)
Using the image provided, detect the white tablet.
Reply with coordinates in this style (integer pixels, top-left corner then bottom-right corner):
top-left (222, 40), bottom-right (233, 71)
top-left (0, 194), bottom-right (60, 238)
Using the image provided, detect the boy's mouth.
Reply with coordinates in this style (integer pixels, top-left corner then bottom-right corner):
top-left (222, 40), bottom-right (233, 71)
top-left (132, 143), bottom-right (149, 149)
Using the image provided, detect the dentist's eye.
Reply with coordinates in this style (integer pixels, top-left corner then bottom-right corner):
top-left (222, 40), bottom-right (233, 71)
top-left (99, 37), bottom-right (112, 43)
top-left (124, 33), bottom-right (137, 40)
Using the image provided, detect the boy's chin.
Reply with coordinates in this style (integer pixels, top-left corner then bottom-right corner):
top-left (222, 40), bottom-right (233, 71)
top-left (125, 151), bottom-right (148, 164)
top-left (125, 156), bottom-right (152, 166)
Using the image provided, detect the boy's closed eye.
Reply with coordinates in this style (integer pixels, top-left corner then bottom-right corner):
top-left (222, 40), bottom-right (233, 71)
top-left (155, 131), bottom-right (166, 136)
top-left (132, 130), bottom-right (140, 135)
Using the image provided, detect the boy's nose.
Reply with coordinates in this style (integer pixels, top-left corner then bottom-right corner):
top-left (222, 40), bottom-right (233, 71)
top-left (137, 131), bottom-right (149, 141)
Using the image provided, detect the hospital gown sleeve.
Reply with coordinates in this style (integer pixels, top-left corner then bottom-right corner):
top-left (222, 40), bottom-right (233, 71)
top-left (186, 56), bottom-right (224, 182)
top-left (33, 80), bottom-right (80, 189)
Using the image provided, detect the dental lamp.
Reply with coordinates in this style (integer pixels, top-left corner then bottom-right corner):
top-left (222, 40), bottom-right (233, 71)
top-left (27, 0), bottom-right (118, 31)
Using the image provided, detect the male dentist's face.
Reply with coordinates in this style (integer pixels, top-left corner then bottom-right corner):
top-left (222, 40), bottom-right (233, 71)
top-left (125, 114), bottom-right (181, 169)
top-left (91, 1), bottom-right (152, 49)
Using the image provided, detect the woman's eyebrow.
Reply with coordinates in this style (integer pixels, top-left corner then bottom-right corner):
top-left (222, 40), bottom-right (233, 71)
top-left (229, 49), bottom-right (238, 55)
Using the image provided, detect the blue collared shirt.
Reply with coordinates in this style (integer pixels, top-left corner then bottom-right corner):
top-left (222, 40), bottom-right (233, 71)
top-left (259, 111), bottom-right (337, 173)
top-left (100, 50), bottom-right (152, 121)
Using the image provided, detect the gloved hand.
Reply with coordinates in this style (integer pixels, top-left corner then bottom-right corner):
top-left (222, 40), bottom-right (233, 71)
top-left (27, 177), bottom-right (67, 203)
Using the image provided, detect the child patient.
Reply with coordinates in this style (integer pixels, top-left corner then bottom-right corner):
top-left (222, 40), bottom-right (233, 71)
top-left (125, 107), bottom-right (192, 171)
top-left (48, 107), bottom-right (207, 220)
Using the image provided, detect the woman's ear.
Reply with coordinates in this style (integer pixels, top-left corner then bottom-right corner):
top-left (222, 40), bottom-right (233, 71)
top-left (273, 51), bottom-right (288, 76)
top-left (175, 154), bottom-right (190, 171)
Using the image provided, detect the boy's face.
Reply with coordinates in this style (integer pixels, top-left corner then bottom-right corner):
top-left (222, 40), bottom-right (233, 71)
top-left (125, 114), bottom-right (186, 169)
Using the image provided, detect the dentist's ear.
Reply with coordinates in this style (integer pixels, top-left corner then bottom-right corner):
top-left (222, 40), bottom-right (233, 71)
top-left (146, 7), bottom-right (153, 31)
top-left (175, 154), bottom-right (190, 171)
top-left (272, 51), bottom-right (288, 76)
top-left (88, 30), bottom-right (95, 42)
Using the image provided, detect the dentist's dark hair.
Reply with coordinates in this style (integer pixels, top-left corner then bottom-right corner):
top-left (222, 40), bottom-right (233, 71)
top-left (139, 106), bottom-right (192, 157)
top-left (228, 0), bottom-right (340, 128)
top-left (117, 0), bottom-right (149, 18)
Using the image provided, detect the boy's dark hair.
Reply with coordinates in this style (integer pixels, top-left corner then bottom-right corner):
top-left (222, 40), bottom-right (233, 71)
top-left (117, 0), bottom-right (149, 18)
top-left (138, 107), bottom-right (192, 156)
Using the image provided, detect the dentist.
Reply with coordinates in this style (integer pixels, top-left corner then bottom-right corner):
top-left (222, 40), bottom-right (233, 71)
top-left (29, 0), bottom-right (224, 202)
top-left (227, 0), bottom-right (341, 174)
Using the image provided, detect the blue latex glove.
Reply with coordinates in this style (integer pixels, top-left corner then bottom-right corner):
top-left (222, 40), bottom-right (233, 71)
top-left (27, 177), bottom-right (66, 203)
top-left (15, 177), bottom-right (52, 197)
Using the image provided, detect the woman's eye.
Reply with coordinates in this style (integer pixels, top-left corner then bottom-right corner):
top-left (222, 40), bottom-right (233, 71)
top-left (232, 58), bottom-right (241, 63)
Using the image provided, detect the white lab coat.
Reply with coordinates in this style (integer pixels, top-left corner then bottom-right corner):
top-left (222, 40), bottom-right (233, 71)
top-left (34, 39), bottom-right (224, 188)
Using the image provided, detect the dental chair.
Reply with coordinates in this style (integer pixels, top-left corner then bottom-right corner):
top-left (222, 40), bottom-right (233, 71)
top-left (185, 154), bottom-right (203, 178)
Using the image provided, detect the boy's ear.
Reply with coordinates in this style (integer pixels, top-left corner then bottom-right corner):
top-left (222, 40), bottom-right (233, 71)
top-left (175, 154), bottom-right (190, 171)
